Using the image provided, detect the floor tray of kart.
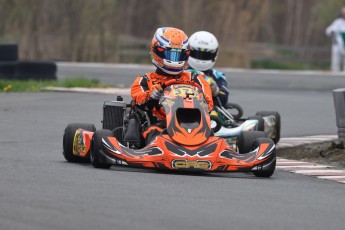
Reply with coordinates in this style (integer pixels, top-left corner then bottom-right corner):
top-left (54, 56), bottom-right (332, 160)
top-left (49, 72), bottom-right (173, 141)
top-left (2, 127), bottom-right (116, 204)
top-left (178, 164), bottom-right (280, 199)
top-left (63, 80), bottom-right (276, 177)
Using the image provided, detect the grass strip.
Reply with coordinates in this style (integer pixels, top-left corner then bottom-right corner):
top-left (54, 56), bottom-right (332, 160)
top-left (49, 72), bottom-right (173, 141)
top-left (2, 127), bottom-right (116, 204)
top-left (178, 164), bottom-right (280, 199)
top-left (0, 77), bottom-right (110, 92)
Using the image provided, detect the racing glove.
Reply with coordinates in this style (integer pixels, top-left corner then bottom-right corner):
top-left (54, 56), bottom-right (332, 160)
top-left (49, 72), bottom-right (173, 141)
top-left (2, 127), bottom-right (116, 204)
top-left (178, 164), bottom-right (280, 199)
top-left (209, 79), bottom-right (220, 97)
top-left (149, 84), bottom-right (163, 101)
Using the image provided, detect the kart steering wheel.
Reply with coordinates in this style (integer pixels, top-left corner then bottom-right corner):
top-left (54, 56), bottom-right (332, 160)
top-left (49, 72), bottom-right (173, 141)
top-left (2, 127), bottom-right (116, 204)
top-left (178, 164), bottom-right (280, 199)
top-left (162, 79), bottom-right (203, 90)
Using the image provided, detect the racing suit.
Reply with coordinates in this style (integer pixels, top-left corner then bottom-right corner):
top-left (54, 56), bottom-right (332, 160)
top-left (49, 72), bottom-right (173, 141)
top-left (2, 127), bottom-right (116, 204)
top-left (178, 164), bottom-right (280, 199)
top-left (326, 17), bottom-right (345, 71)
top-left (131, 68), bottom-right (214, 144)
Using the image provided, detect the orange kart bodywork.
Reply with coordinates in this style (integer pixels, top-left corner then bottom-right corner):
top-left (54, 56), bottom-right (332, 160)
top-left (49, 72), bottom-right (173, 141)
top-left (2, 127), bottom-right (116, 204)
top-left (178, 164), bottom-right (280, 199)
top-left (70, 81), bottom-right (276, 173)
top-left (102, 134), bottom-right (275, 171)
top-left (73, 130), bottom-right (275, 172)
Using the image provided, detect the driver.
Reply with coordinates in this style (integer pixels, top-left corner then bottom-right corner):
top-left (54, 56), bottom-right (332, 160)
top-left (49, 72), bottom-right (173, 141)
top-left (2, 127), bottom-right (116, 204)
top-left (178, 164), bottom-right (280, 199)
top-left (131, 27), bottom-right (213, 144)
top-left (187, 31), bottom-right (229, 106)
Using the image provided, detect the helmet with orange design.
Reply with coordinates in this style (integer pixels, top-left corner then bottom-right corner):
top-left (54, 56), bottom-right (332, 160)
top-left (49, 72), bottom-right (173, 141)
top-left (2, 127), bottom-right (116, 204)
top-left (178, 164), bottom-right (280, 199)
top-left (150, 27), bottom-right (190, 75)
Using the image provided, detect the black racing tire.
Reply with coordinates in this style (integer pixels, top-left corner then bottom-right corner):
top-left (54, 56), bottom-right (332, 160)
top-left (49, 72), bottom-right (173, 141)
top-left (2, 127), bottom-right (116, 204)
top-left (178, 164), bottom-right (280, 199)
top-left (90, 129), bottom-right (113, 169)
top-left (63, 123), bottom-right (96, 163)
top-left (237, 131), bottom-right (266, 154)
top-left (14, 61), bottom-right (57, 80)
top-left (0, 62), bottom-right (16, 79)
top-left (256, 111), bottom-right (281, 143)
top-left (102, 102), bottom-right (125, 131)
top-left (252, 137), bottom-right (276, 177)
top-left (210, 115), bottom-right (222, 133)
top-left (224, 102), bottom-right (243, 120)
top-left (0, 44), bottom-right (18, 61)
top-left (248, 115), bottom-right (265, 131)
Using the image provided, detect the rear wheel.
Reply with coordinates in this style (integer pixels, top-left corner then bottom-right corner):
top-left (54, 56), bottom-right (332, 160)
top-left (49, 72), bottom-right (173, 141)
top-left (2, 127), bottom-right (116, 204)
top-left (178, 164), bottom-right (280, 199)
top-left (252, 138), bottom-right (276, 177)
top-left (224, 102), bottom-right (243, 120)
top-left (256, 111), bottom-right (281, 143)
top-left (63, 123), bottom-right (96, 163)
top-left (90, 129), bottom-right (113, 169)
top-left (237, 131), bottom-right (266, 154)
top-left (248, 115), bottom-right (265, 131)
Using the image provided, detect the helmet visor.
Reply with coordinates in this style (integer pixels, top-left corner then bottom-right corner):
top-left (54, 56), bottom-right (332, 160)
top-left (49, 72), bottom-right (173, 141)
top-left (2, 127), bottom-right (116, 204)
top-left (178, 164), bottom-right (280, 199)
top-left (190, 49), bottom-right (218, 61)
top-left (154, 46), bottom-right (190, 62)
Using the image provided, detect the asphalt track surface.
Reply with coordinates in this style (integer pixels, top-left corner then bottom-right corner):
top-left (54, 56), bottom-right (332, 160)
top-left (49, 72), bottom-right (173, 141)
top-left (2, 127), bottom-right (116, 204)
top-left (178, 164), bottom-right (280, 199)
top-left (58, 62), bottom-right (345, 91)
top-left (1, 65), bottom-right (345, 230)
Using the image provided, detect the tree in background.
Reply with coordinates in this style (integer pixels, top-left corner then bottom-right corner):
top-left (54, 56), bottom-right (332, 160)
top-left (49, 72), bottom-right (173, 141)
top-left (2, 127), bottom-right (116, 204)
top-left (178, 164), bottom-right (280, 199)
top-left (0, 0), bottom-right (341, 68)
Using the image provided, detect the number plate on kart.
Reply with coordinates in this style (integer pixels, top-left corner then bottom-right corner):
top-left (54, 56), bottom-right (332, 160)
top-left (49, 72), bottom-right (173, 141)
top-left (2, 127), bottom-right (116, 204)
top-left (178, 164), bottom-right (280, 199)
top-left (73, 129), bottom-right (86, 155)
top-left (171, 85), bottom-right (199, 98)
top-left (171, 160), bottom-right (211, 170)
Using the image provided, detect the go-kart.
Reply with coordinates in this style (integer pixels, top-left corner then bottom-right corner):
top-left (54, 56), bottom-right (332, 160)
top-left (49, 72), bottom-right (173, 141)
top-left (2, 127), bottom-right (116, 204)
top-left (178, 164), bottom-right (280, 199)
top-left (63, 80), bottom-right (276, 177)
top-left (212, 96), bottom-right (281, 144)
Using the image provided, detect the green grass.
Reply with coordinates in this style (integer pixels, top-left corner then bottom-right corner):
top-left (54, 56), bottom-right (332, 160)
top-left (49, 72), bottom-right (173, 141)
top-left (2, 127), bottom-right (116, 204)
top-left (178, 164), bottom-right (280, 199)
top-left (0, 77), bottom-right (111, 92)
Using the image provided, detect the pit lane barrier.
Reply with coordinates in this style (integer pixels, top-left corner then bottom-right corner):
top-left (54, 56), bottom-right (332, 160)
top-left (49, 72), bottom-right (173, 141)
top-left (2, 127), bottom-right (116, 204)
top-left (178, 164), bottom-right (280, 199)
top-left (0, 44), bottom-right (57, 80)
top-left (333, 88), bottom-right (345, 148)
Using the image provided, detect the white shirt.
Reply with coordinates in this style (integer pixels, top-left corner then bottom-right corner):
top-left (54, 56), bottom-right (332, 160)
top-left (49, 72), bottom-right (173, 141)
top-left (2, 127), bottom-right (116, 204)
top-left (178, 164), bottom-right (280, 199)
top-left (326, 17), bottom-right (345, 53)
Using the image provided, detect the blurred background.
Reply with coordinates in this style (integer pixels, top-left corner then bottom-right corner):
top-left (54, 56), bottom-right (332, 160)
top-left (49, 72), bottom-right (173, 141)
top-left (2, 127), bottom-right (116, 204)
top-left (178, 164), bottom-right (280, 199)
top-left (0, 0), bottom-right (343, 70)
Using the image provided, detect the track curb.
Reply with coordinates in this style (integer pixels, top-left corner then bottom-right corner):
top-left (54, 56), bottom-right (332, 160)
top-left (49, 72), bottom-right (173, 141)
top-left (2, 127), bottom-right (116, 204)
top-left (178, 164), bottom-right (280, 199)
top-left (277, 135), bottom-right (345, 184)
top-left (277, 135), bottom-right (337, 149)
top-left (276, 158), bottom-right (345, 184)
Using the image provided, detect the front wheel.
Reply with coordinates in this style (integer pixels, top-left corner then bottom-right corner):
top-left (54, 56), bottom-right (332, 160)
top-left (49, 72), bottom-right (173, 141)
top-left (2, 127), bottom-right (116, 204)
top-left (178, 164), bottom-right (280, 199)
top-left (90, 129), bottom-right (113, 169)
top-left (252, 160), bottom-right (276, 177)
top-left (237, 131), bottom-right (266, 154)
top-left (252, 138), bottom-right (276, 177)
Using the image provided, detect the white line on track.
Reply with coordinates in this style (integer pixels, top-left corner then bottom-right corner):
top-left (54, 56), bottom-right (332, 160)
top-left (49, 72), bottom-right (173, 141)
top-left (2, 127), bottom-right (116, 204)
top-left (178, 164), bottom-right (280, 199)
top-left (277, 162), bottom-right (314, 165)
top-left (318, 176), bottom-right (345, 179)
top-left (276, 165), bottom-right (331, 169)
top-left (294, 170), bottom-right (345, 174)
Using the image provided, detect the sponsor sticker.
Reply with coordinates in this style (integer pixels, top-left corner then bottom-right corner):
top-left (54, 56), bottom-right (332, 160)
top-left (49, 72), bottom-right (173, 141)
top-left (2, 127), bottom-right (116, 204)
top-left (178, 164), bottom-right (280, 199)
top-left (73, 129), bottom-right (86, 156)
top-left (172, 86), bottom-right (199, 98)
top-left (172, 160), bottom-right (211, 169)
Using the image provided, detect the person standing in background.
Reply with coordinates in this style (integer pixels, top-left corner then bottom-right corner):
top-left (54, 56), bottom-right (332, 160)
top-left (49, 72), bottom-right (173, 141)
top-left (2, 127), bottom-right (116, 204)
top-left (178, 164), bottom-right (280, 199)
top-left (326, 7), bottom-right (345, 72)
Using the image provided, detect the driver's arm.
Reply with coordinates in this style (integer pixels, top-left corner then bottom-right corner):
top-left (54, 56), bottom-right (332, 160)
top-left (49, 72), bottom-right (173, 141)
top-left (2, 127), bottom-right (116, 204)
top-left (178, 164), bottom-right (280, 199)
top-left (131, 75), bottom-right (162, 110)
top-left (194, 74), bottom-right (214, 111)
top-left (131, 75), bottom-right (151, 108)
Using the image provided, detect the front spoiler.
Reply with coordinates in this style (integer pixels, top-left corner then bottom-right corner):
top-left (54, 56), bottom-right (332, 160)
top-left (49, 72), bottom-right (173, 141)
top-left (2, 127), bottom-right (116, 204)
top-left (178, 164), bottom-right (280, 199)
top-left (99, 134), bottom-right (276, 173)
